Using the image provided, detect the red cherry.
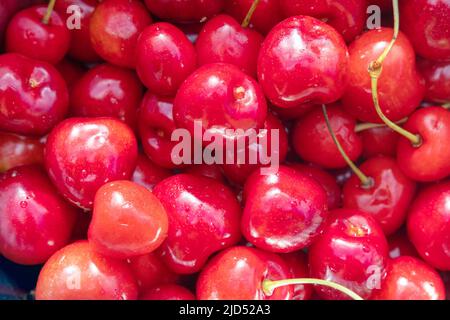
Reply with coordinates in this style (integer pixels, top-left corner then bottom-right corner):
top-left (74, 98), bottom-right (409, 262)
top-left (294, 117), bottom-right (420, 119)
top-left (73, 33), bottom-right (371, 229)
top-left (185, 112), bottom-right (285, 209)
top-left (397, 107), bottom-right (450, 182)
top-left (6, 5), bottom-right (71, 64)
top-left (45, 118), bottom-right (138, 209)
top-left (342, 28), bottom-right (425, 123)
top-left (136, 22), bottom-right (197, 96)
top-left (407, 181), bottom-right (450, 270)
top-left (292, 104), bottom-right (363, 169)
top-left (309, 209), bottom-right (389, 300)
top-left (418, 58), bottom-right (450, 104)
top-left (197, 246), bottom-right (293, 300)
top-left (282, 251), bottom-right (313, 300)
top-left (35, 241), bottom-right (138, 300)
top-left (71, 63), bottom-right (143, 127)
top-left (144, 0), bottom-right (224, 23)
top-left (370, 0), bottom-right (393, 11)
top-left (141, 284), bottom-right (196, 300)
top-left (270, 102), bottom-right (315, 121)
top-left (132, 154), bottom-right (172, 191)
top-left (184, 164), bottom-right (225, 183)
top-left (279, 0), bottom-right (366, 43)
top-left (388, 229), bottom-right (418, 259)
top-left (56, 59), bottom-right (86, 90)
top-left (360, 126), bottom-right (399, 158)
top-left (0, 53), bottom-right (69, 136)
top-left (372, 256), bottom-right (445, 300)
top-left (400, 0), bottom-right (450, 61)
top-left (0, 165), bottom-right (76, 265)
top-left (153, 174), bottom-right (241, 274)
top-left (195, 14), bottom-right (263, 76)
top-left (257, 16), bottom-right (349, 109)
top-left (90, 0), bottom-right (152, 68)
top-left (0, 132), bottom-right (44, 172)
top-left (242, 166), bottom-right (328, 253)
top-left (342, 156), bottom-right (416, 235)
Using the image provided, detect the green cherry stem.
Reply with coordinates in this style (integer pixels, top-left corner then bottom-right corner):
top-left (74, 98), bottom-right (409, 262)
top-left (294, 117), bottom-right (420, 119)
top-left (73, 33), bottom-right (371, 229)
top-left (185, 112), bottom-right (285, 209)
top-left (42, 0), bottom-right (57, 25)
top-left (242, 0), bottom-right (261, 28)
top-left (355, 117), bottom-right (408, 133)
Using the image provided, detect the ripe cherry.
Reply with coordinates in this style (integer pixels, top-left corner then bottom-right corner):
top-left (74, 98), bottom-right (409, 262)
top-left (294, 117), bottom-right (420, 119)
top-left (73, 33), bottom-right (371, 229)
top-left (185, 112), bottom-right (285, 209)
top-left (0, 132), bottom-right (44, 172)
top-left (388, 229), bottom-right (418, 259)
top-left (141, 284), bottom-right (196, 300)
top-left (45, 117), bottom-right (138, 209)
top-left (153, 174), bottom-right (241, 274)
top-left (282, 251), bottom-right (313, 300)
top-left (144, 0), bottom-right (224, 23)
top-left (270, 102), bottom-right (315, 121)
top-left (418, 59), bottom-right (450, 104)
top-left (184, 164), bottom-right (225, 183)
top-left (0, 165), bottom-right (76, 265)
top-left (132, 154), bottom-right (172, 191)
top-left (359, 126), bottom-right (399, 158)
top-left (35, 241), bottom-right (138, 300)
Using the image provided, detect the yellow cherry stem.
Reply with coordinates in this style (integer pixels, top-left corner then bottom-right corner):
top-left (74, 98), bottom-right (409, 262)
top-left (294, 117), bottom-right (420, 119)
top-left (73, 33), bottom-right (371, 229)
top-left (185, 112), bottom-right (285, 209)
top-left (42, 0), bottom-right (57, 25)
top-left (242, 0), bottom-right (261, 28)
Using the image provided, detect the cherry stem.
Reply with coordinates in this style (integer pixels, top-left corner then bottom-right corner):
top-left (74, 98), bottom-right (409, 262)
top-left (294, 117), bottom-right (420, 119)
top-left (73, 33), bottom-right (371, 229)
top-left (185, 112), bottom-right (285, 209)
top-left (242, 0), bottom-right (261, 28)
top-left (355, 117), bottom-right (408, 133)
top-left (262, 278), bottom-right (364, 301)
top-left (322, 105), bottom-right (373, 189)
top-left (42, 0), bottom-right (57, 25)
top-left (368, 0), bottom-right (422, 147)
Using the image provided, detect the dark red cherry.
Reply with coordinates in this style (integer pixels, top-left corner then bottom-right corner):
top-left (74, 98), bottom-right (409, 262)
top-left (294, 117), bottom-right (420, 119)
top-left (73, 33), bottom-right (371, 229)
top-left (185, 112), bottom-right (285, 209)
top-left (342, 156), bottom-right (416, 236)
top-left (282, 251), bottom-right (313, 300)
top-left (196, 14), bottom-right (263, 76)
top-left (270, 102), bottom-right (315, 121)
top-left (279, 0), bottom-right (366, 43)
top-left (342, 28), bottom-right (425, 123)
top-left (90, 0), bottom-right (152, 68)
top-left (197, 246), bottom-right (293, 300)
top-left (242, 166), bottom-right (328, 253)
top-left (56, 59), bottom-right (86, 90)
top-left (6, 5), bottom-right (71, 64)
top-left (141, 284), bottom-right (196, 300)
top-left (388, 229), bottom-right (418, 259)
top-left (35, 241), bottom-right (138, 300)
top-left (153, 174), bottom-right (241, 274)
top-left (397, 107), bottom-right (450, 182)
top-left (45, 118), bottom-right (138, 209)
top-left (136, 22), bottom-right (197, 96)
top-left (292, 104), bottom-right (363, 169)
top-left (360, 126), bottom-right (399, 158)
top-left (132, 154), bottom-right (172, 191)
top-left (0, 132), bottom-right (44, 172)
top-left (257, 16), bottom-right (349, 109)
top-left (0, 165), bottom-right (76, 265)
top-left (407, 181), bottom-right (450, 270)
top-left (0, 53), bottom-right (69, 136)
top-left (71, 63), bottom-right (143, 127)
top-left (309, 209), bottom-right (389, 300)
top-left (144, 0), bottom-right (224, 23)
top-left (372, 256), bottom-right (446, 300)
top-left (400, 0), bottom-right (450, 61)
top-left (418, 59), bottom-right (450, 104)
top-left (184, 164), bottom-right (225, 183)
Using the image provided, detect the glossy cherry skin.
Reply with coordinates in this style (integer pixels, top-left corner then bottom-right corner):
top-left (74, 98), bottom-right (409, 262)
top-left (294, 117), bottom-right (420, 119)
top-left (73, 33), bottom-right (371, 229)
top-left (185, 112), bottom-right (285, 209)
top-left (407, 181), bottom-right (450, 270)
top-left (397, 107), bottom-right (450, 182)
top-left (242, 166), bottom-right (328, 253)
top-left (279, 0), bottom-right (366, 43)
top-left (88, 181), bottom-right (168, 259)
top-left (0, 53), bottom-right (69, 136)
top-left (197, 246), bottom-right (293, 300)
top-left (372, 256), bottom-right (446, 300)
top-left (342, 28), bottom-right (425, 123)
top-left (343, 156), bottom-right (416, 236)
top-left (282, 251), bottom-right (313, 300)
top-left (418, 59), bottom-right (450, 103)
top-left (141, 284), bottom-right (196, 300)
top-left (6, 5), bottom-right (71, 64)
top-left (132, 154), bottom-right (172, 191)
top-left (360, 126), bottom-right (399, 158)
top-left (90, 0), bottom-right (152, 68)
top-left (0, 132), bottom-right (44, 172)
top-left (0, 165), bottom-right (76, 265)
top-left (309, 209), bottom-right (389, 300)
top-left (292, 104), bottom-right (363, 169)
top-left (56, 59), bottom-right (86, 90)
top-left (45, 118), bottom-right (138, 209)
top-left (55, 0), bottom-right (100, 63)
top-left (400, 0), bottom-right (450, 61)
top-left (257, 16), bottom-right (349, 109)
top-left (153, 174), bottom-right (242, 274)
top-left (35, 241), bottom-right (138, 300)
top-left (136, 22), bottom-right (197, 96)
top-left (388, 229), bottom-right (418, 259)
top-left (71, 63), bottom-right (143, 127)
top-left (144, 0), bottom-right (224, 23)
top-left (196, 14), bottom-right (263, 77)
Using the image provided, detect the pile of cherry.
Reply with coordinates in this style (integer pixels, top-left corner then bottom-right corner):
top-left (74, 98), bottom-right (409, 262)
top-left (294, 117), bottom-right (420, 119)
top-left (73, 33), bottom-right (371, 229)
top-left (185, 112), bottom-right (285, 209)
top-left (0, 0), bottom-right (449, 301)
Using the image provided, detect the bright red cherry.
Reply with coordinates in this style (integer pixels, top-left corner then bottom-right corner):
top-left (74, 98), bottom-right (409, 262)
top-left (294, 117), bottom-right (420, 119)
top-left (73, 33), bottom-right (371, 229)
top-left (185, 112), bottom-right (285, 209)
top-left (360, 126), bottom-right (399, 158)
top-left (282, 251), bottom-right (313, 300)
top-left (0, 165), bottom-right (76, 265)
top-left (184, 164), bottom-right (225, 183)
top-left (372, 256), bottom-right (446, 300)
top-left (90, 0), bottom-right (152, 68)
top-left (418, 59), bottom-right (450, 104)
top-left (397, 107), bottom-right (450, 182)
top-left (257, 16), bottom-right (349, 109)
top-left (0, 132), bottom-right (44, 172)
top-left (71, 63), bottom-right (143, 127)
top-left (292, 104), bottom-right (363, 169)
top-left (132, 154), bottom-right (172, 191)
top-left (35, 241), bottom-right (138, 300)
top-left (388, 229), bottom-right (418, 259)
top-left (407, 181), bottom-right (450, 270)
top-left (141, 284), bottom-right (196, 300)
top-left (195, 14), bottom-right (263, 77)
top-left (309, 209), bottom-right (389, 300)
top-left (45, 118), bottom-right (138, 209)
top-left (242, 166), bottom-right (328, 253)
top-left (342, 28), bottom-right (425, 123)
top-left (136, 22), bottom-right (197, 96)
top-left (197, 246), bottom-right (293, 300)
top-left (56, 59), bottom-right (86, 90)
top-left (0, 53), bottom-right (69, 136)
top-left (144, 0), bottom-right (224, 23)
top-left (153, 174), bottom-right (241, 274)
